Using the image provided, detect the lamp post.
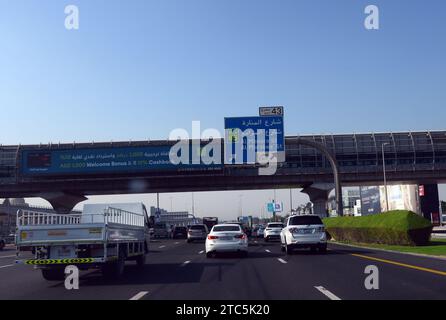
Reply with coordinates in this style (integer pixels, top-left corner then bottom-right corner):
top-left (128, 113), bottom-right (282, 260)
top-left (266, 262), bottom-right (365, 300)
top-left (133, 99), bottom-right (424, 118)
top-left (191, 192), bottom-right (195, 216)
top-left (382, 143), bottom-right (390, 212)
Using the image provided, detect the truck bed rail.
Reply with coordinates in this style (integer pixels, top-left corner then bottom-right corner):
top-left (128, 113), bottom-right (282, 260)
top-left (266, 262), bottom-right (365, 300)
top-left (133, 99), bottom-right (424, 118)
top-left (17, 207), bottom-right (145, 227)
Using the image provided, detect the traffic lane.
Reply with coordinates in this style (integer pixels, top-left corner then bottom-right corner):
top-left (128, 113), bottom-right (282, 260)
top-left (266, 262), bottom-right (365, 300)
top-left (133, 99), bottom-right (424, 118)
top-left (263, 241), bottom-right (446, 300)
top-left (330, 242), bottom-right (446, 272)
top-left (142, 238), bottom-right (324, 300)
top-left (38, 240), bottom-right (210, 300)
top-left (327, 243), bottom-right (446, 299)
top-left (0, 246), bottom-right (16, 258)
top-left (0, 239), bottom-right (201, 300)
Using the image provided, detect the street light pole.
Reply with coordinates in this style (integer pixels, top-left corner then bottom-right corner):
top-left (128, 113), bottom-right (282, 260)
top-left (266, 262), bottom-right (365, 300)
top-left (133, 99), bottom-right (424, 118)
top-left (382, 143), bottom-right (390, 212)
top-left (289, 189), bottom-right (293, 214)
top-left (191, 192), bottom-right (195, 216)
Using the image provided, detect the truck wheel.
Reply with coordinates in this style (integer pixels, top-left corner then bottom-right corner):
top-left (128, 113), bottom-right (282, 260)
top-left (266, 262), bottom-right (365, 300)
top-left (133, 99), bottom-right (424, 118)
top-left (136, 253), bottom-right (146, 268)
top-left (41, 268), bottom-right (65, 281)
top-left (102, 252), bottom-right (125, 279)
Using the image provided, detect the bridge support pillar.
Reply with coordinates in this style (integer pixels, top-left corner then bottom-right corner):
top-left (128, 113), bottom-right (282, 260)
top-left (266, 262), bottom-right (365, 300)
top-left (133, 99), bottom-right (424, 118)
top-left (419, 184), bottom-right (440, 221)
top-left (301, 183), bottom-right (333, 218)
top-left (39, 192), bottom-right (87, 214)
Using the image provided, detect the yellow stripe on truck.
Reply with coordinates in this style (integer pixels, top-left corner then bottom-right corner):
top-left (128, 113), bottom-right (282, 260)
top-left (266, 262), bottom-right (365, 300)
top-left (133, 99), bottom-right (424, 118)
top-left (24, 258), bottom-right (95, 265)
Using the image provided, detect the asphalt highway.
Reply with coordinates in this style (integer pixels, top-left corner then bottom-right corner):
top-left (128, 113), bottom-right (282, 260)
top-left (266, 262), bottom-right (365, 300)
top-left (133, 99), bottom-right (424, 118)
top-left (0, 239), bottom-right (445, 300)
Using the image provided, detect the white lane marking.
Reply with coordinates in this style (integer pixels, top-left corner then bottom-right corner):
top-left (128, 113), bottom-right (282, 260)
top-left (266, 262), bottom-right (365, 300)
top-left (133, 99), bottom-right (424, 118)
top-left (199, 250), bottom-right (204, 254)
top-left (158, 245), bottom-right (166, 249)
top-left (314, 286), bottom-right (341, 300)
top-left (0, 255), bottom-right (16, 259)
top-left (277, 258), bottom-right (287, 264)
top-left (265, 249), bottom-right (271, 253)
top-left (181, 260), bottom-right (191, 267)
top-left (174, 242), bottom-right (179, 244)
top-left (129, 291), bottom-right (149, 300)
top-left (0, 264), bottom-right (14, 269)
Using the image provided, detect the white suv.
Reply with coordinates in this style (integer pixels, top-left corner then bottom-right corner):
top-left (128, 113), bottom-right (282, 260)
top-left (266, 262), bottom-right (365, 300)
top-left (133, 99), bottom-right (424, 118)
top-left (264, 222), bottom-right (284, 242)
top-left (280, 215), bottom-right (327, 254)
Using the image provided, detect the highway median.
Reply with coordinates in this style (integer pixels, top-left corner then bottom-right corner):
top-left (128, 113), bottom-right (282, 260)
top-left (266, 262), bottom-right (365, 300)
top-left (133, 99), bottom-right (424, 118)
top-left (323, 210), bottom-right (433, 246)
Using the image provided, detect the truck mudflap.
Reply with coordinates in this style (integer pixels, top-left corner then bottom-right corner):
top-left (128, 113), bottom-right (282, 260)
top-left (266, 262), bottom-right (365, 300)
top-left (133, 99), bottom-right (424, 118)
top-left (15, 257), bottom-right (108, 265)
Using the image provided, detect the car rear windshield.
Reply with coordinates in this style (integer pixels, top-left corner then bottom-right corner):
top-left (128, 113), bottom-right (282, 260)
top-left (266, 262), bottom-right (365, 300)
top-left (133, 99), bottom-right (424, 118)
top-left (289, 216), bottom-right (323, 226)
top-left (268, 223), bottom-right (283, 228)
top-left (189, 225), bottom-right (206, 230)
top-left (175, 227), bottom-right (187, 231)
top-left (213, 226), bottom-right (241, 232)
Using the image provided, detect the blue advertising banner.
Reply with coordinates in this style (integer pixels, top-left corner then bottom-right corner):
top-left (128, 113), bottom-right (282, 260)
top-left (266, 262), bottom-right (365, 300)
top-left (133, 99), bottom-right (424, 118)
top-left (20, 145), bottom-right (222, 176)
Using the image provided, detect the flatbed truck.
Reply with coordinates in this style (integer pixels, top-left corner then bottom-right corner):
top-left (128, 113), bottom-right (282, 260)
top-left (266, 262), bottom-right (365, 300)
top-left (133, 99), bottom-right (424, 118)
top-left (15, 203), bottom-right (151, 280)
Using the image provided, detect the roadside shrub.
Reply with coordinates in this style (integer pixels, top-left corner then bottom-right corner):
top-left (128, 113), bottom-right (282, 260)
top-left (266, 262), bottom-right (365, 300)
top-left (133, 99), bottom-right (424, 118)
top-left (323, 210), bottom-right (432, 246)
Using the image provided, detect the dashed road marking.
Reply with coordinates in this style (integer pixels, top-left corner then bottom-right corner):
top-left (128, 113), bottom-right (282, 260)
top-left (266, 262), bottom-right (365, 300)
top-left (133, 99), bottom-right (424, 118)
top-left (181, 260), bottom-right (191, 267)
top-left (199, 250), bottom-right (204, 254)
top-left (265, 249), bottom-right (271, 253)
top-left (315, 286), bottom-right (341, 300)
top-left (277, 258), bottom-right (287, 264)
top-left (0, 264), bottom-right (14, 269)
top-left (158, 245), bottom-right (166, 249)
top-left (129, 291), bottom-right (149, 300)
top-left (174, 242), bottom-right (179, 245)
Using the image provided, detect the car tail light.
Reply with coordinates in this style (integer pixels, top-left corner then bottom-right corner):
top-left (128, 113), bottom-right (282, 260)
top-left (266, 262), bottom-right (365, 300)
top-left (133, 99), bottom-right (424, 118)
top-left (234, 234), bottom-right (246, 239)
top-left (208, 235), bottom-right (218, 240)
top-left (266, 228), bottom-right (271, 231)
top-left (289, 228), bottom-right (300, 234)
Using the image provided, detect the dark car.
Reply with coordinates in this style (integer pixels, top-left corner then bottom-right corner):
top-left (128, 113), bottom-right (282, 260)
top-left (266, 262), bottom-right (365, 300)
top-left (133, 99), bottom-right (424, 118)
top-left (172, 226), bottom-right (188, 239)
top-left (187, 224), bottom-right (208, 242)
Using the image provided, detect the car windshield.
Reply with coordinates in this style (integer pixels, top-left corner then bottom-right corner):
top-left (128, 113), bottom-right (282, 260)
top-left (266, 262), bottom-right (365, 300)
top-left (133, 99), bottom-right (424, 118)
top-left (289, 216), bottom-right (323, 226)
top-left (190, 225), bottom-right (206, 230)
top-left (268, 223), bottom-right (283, 228)
top-left (213, 226), bottom-right (240, 232)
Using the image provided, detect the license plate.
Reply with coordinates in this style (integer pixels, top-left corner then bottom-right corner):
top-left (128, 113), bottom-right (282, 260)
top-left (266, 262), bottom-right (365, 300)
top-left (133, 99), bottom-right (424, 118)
top-left (303, 229), bottom-right (314, 234)
top-left (220, 236), bottom-right (232, 241)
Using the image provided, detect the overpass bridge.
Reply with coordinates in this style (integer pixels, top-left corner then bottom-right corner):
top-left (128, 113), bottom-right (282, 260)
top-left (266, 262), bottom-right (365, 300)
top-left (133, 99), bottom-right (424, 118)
top-left (0, 131), bottom-right (445, 215)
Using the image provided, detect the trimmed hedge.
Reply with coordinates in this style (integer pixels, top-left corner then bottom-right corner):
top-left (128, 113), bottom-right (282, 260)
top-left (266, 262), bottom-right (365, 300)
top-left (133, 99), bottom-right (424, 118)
top-left (323, 210), bottom-right (433, 246)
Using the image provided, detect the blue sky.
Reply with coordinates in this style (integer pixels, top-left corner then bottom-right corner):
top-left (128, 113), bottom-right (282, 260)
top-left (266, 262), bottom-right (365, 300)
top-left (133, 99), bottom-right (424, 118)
top-left (1, 1), bottom-right (445, 217)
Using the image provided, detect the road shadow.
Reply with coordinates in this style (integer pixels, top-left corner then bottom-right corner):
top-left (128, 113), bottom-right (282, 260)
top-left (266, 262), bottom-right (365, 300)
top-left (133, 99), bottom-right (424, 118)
top-left (70, 261), bottom-right (235, 287)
